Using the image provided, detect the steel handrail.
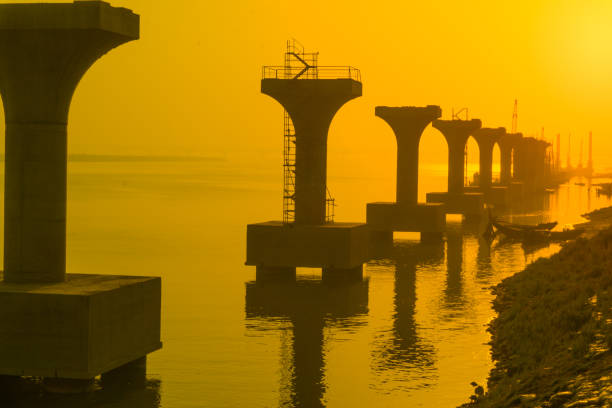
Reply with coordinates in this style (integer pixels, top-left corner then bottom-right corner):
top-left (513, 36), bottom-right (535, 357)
top-left (262, 65), bottom-right (361, 82)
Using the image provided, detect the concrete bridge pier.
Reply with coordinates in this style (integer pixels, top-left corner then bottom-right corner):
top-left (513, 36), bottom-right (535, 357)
top-left (366, 106), bottom-right (446, 245)
top-left (0, 1), bottom-right (161, 389)
top-left (246, 71), bottom-right (370, 279)
top-left (514, 137), bottom-right (550, 193)
top-left (498, 132), bottom-right (524, 202)
top-left (534, 140), bottom-right (551, 190)
top-left (426, 119), bottom-right (484, 220)
top-left (466, 127), bottom-right (509, 207)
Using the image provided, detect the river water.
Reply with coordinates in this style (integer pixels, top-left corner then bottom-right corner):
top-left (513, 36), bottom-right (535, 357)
top-left (3, 158), bottom-right (611, 407)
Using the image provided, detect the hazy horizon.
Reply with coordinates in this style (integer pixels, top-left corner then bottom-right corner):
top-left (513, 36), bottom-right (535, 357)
top-left (0, 0), bottom-right (608, 187)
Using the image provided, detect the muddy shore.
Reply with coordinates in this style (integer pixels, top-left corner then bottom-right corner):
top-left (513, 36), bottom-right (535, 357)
top-left (462, 207), bottom-right (612, 408)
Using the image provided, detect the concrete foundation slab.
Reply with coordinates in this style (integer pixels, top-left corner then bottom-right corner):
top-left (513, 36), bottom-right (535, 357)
top-left (489, 186), bottom-right (509, 207)
top-left (0, 273), bottom-right (161, 379)
top-left (463, 186), bottom-right (509, 207)
top-left (510, 182), bottom-right (525, 200)
top-left (425, 192), bottom-right (484, 218)
top-left (246, 221), bottom-right (370, 270)
top-left (366, 202), bottom-right (445, 237)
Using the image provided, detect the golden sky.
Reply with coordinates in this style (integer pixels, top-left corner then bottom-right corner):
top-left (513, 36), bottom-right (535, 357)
top-left (2, 0), bottom-right (612, 172)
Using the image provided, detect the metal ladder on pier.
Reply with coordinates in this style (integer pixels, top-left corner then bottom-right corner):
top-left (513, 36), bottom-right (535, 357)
top-left (281, 39), bottom-right (335, 224)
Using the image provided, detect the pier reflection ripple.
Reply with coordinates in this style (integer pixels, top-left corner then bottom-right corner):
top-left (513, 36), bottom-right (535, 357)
top-left (245, 276), bottom-right (369, 407)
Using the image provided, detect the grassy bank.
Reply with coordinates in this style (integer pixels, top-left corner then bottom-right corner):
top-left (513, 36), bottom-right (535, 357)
top-left (463, 224), bottom-right (612, 407)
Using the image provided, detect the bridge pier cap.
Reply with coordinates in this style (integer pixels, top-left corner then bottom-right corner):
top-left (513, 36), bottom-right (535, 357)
top-left (0, 1), bottom-right (139, 283)
top-left (374, 105), bottom-right (442, 204)
top-left (432, 119), bottom-right (482, 194)
top-left (261, 76), bottom-right (362, 225)
top-left (471, 127), bottom-right (506, 190)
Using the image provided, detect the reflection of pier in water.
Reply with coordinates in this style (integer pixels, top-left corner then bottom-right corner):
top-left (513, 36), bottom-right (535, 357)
top-left (444, 223), bottom-right (501, 311)
top-left (444, 225), bottom-right (473, 310)
top-left (370, 242), bottom-right (443, 386)
top-left (245, 277), bottom-right (369, 407)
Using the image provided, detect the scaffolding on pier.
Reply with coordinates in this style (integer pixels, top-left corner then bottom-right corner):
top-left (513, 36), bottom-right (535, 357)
top-left (280, 40), bottom-right (338, 224)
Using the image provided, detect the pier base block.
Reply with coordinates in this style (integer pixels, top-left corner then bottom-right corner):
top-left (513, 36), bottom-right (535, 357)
top-left (489, 186), bottom-right (509, 207)
top-left (509, 182), bottom-right (524, 201)
top-left (426, 192), bottom-right (484, 219)
top-left (246, 221), bottom-right (370, 271)
top-left (366, 202), bottom-right (445, 242)
top-left (463, 186), bottom-right (509, 208)
top-left (0, 274), bottom-right (161, 379)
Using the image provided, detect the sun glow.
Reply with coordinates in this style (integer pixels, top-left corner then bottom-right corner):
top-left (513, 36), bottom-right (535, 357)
top-left (544, 2), bottom-right (612, 87)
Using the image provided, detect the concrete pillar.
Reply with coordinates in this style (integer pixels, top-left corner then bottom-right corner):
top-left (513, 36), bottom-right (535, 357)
top-left (374, 105), bottom-right (441, 204)
top-left (432, 119), bottom-right (482, 194)
top-left (261, 79), bottom-right (361, 225)
top-left (514, 137), bottom-right (550, 191)
top-left (515, 139), bottom-right (526, 182)
top-left (471, 127), bottom-right (506, 191)
top-left (0, 1), bottom-right (139, 283)
top-left (534, 140), bottom-right (551, 189)
top-left (514, 141), bottom-right (524, 181)
top-left (498, 133), bottom-right (522, 184)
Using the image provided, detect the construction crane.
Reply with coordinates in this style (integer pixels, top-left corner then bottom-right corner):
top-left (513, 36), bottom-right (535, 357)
top-left (511, 99), bottom-right (518, 133)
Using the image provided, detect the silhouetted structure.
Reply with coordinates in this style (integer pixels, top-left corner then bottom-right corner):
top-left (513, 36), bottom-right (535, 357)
top-left (587, 131), bottom-right (593, 174)
top-left (466, 127), bottom-right (509, 206)
top-left (566, 134), bottom-right (573, 171)
top-left (514, 137), bottom-right (551, 191)
top-left (366, 106), bottom-right (445, 244)
top-left (556, 133), bottom-right (562, 170)
top-left (0, 1), bottom-right (160, 387)
top-left (245, 277), bottom-right (369, 407)
top-left (426, 119), bottom-right (485, 219)
top-left (246, 45), bottom-right (369, 279)
top-left (497, 132), bottom-right (524, 198)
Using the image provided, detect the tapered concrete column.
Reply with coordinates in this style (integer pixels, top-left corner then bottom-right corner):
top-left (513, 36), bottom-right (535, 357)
top-left (534, 140), bottom-right (551, 189)
top-left (0, 2), bottom-right (139, 283)
top-left (262, 79), bottom-right (361, 225)
top-left (498, 133), bottom-right (522, 184)
top-left (432, 119), bottom-right (482, 194)
top-left (513, 138), bottom-right (527, 181)
top-left (515, 137), bottom-right (537, 182)
top-left (375, 105), bottom-right (441, 204)
top-left (514, 137), bottom-right (550, 191)
top-left (471, 127), bottom-right (506, 191)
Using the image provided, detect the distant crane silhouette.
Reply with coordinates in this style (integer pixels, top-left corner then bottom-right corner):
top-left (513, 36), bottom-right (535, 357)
top-left (511, 99), bottom-right (518, 133)
top-left (567, 133), bottom-right (572, 170)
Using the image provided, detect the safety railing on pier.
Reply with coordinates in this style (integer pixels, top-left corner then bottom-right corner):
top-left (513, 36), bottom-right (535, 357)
top-left (262, 66), bottom-right (361, 82)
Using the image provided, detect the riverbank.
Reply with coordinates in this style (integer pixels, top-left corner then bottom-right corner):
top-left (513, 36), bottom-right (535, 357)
top-left (463, 208), bottom-right (612, 407)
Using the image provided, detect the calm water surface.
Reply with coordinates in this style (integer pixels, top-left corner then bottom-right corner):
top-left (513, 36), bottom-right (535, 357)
top-left (4, 158), bottom-right (610, 407)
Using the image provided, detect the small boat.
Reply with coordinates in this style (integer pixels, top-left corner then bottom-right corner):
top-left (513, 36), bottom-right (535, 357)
top-left (492, 221), bottom-right (584, 242)
top-left (494, 220), bottom-right (557, 231)
top-left (492, 222), bottom-right (547, 240)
